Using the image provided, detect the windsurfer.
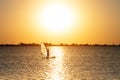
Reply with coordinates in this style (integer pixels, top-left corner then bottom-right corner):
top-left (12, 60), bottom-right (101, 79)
top-left (46, 48), bottom-right (49, 59)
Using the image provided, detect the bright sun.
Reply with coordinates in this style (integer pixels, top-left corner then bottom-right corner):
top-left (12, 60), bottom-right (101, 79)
top-left (36, 3), bottom-right (75, 33)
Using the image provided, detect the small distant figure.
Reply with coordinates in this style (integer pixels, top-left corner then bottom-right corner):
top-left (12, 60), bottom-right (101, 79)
top-left (46, 48), bottom-right (49, 59)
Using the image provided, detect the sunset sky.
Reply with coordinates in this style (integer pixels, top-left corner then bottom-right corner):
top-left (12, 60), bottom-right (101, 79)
top-left (0, 0), bottom-right (120, 44)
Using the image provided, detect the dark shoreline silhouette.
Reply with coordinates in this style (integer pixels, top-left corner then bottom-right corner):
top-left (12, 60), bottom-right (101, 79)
top-left (0, 42), bottom-right (120, 46)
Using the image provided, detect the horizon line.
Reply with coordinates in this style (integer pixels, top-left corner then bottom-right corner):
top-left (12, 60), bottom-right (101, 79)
top-left (0, 42), bottom-right (120, 46)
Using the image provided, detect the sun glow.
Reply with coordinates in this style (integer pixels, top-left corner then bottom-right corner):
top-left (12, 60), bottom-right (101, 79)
top-left (35, 3), bottom-right (75, 33)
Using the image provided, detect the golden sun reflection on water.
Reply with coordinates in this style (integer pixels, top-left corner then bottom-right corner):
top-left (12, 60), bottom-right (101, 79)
top-left (51, 47), bottom-right (64, 57)
top-left (49, 47), bottom-right (65, 80)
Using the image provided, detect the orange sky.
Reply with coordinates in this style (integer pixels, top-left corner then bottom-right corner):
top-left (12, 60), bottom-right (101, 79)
top-left (0, 0), bottom-right (120, 44)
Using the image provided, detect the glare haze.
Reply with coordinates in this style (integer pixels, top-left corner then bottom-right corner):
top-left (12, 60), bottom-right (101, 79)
top-left (0, 0), bottom-right (120, 44)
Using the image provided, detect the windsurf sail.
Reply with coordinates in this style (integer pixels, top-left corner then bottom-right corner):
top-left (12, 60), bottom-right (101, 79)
top-left (40, 43), bottom-right (47, 57)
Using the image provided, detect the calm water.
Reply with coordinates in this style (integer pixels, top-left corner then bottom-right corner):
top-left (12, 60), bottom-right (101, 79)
top-left (0, 46), bottom-right (120, 80)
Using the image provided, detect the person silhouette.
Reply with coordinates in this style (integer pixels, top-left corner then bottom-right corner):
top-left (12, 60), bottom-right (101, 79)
top-left (46, 48), bottom-right (49, 59)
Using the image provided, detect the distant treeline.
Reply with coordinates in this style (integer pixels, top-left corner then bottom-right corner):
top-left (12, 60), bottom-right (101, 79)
top-left (0, 43), bottom-right (120, 46)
